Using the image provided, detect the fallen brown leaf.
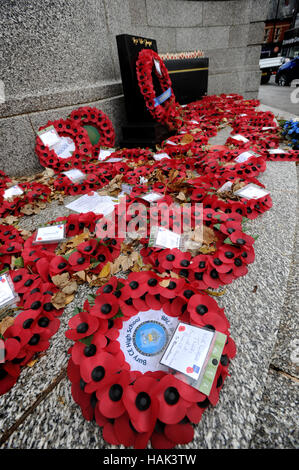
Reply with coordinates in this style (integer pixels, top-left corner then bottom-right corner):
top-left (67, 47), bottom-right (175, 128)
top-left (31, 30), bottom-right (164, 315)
top-left (0, 316), bottom-right (14, 336)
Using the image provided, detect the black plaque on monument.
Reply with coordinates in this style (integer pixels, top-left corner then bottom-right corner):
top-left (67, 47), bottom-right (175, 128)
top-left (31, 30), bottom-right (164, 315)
top-left (116, 34), bottom-right (170, 149)
top-left (164, 58), bottom-right (209, 105)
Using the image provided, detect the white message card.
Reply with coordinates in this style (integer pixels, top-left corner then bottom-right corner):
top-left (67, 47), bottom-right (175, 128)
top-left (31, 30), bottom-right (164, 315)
top-left (62, 169), bottom-right (86, 184)
top-left (234, 183), bottom-right (270, 200)
top-left (98, 148), bottom-right (116, 161)
top-left (0, 273), bottom-right (17, 309)
top-left (234, 151), bottom-right (258, 163)
top-left (3, 185), bottom-right (24, 199)
top-left (160, 322), bottom-right (227, 396)
top-left (268, 148), bottom-right (286, 155)
top-left (52, 136), bottom-right (75, 159)
top-left (217, 181), bottom-right (233, 193)
top-left (149, 226), bottom-right (181, 249)
top-left (160, 323), bottom-right (214, 382)
top-left (38, 125), bottom-right (61, 147)
top-left (153, 153), bottom-right (171, 161)
top-left (140, 192), bottom-right (164, 203)
top-left (65, 193), bottom-right (117, 216)
top-left (34, 224), bottom-right (65, 244)
top-left (153, 58), bottom-right (162, 76)
top-left (231, 134), bottom-right (249, 143)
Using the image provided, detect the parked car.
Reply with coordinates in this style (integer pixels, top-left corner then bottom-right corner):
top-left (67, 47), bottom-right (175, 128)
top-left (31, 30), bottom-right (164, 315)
top-left (259, 56), bottom-right (286, 84)
top-left (275, 56), bottom-right (299, 86)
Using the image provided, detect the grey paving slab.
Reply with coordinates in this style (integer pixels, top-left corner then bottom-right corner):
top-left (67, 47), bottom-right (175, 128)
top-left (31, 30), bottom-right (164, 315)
top-left (250, 369), bottom-right (299, 449)
top-left (258, 87), bottom-right (299, 119)
top-left (270, 170), bottom-right (299, 379)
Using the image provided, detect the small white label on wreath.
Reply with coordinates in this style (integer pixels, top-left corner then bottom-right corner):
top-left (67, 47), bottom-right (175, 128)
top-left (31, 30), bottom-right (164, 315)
top-left (34, 224), bottom-right (65, 244)
top-left (153, 58), bottom-right (162, 76)
top-left (234, 183), bottom-right (270, 200)
top-left (3, 185), bottom-right (24, 199)
top-left (52, 137), bottom-right (75, 159)
top-left (231, 134), bottom-right (249, 143)
top-left (268, 148), bottom-right (286, 154)
top-left (0, 273), bottom-right (17, 309)
top-left (234, 151), bottom-right (258, 163)
top-left (98, 148), bottom-right (115, 161)
top-left (153, 153), bottom-right (170, 161)
top-left (38, 125), bottom-right (61, 147)
top-left (63, 169), bottom-right (86, 183)
top-left (117, 310), bottom-right (179, 373)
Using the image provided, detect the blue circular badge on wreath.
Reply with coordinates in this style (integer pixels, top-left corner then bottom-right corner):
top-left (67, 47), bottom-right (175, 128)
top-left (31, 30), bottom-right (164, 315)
top-left (133, 321), bottom-right (168, 356)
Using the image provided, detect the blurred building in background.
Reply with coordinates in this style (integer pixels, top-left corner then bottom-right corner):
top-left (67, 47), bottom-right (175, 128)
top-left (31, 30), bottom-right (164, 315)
top-left (261, 0), bottom-right (299, 58)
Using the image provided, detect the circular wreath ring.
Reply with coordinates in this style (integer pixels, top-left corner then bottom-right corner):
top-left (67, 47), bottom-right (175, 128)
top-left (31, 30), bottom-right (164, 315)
top-left (66, 272), bottom-right (236, 449)
top-left (0, 211), bottom-right (122, 396)
top-left (69, 106), bottom-right (116, 159)
top-left (35, 118), bottom-right (93, 173)
top-left (136, 49), bottom-right (181, 130)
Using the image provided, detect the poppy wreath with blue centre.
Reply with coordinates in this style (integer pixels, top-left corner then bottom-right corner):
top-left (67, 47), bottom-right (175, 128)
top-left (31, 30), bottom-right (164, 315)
top-left (65, 272), bottom-right (236, 449)
top-left (136, 49), bottom-right (182, 131)
top-left (69, 106), bottom-right (116, 159)
top-left (35, 118), bottom-right (93, 173)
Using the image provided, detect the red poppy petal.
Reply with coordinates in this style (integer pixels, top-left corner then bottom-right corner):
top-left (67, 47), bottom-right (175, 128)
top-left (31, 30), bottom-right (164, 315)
top-left (164, 422), bottom-right (194, 445)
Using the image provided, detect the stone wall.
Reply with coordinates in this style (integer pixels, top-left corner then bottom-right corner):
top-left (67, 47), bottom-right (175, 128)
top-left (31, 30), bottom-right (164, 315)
top-left (0, 0), bottom-right (270, 176)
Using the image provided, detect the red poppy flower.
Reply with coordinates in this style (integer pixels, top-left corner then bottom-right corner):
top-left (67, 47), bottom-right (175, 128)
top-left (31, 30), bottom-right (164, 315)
top-left (90, 294), bottom-right (119, 320)
top-left (121, 272), bottom-right (149, 300)
top-left (187, 293), bottom-right (228, 330)
top-left (66, 311), bottom-right (99, 341)
top-left (186, 397), bottom-right (210, 424)
top-left (1, 337), bottom-right (21, 361)
top-left (80, 351), bottom-right (121, 393)
top-left (118, 297), bottom-right (139, 319)
top-left (49, 255), bottom-right (69, 276)
top-left (156, 277), bottom-right (186, 300)
top-left (229, 230), bottom-right (255, 248)
top-left (68, 251), bottom-right (91, 272)
top-left (123, 375), bottom-right (159, 433)
top-left (95, 370), bottom-right (132, 418)
top-left (0, 364), bottom-right (20, 395)
top-left (71, 331), bottom-right (108, 366)
top-left (153, 375), bottom-right (191, 424)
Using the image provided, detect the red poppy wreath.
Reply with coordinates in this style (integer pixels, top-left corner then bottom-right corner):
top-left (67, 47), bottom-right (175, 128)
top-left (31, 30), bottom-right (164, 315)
top-left (136, 49), bottom-right (182, 131)
top-left (66, 272), bottom-right (236, 449)
top-left (69, 106), bottom-right (116, 159)
top-left (0, 181), bottom-right (51, 219)
top-left (35, 118), bottom-right (93, 172)
top-left (0, 211), bottom-right (123, 396)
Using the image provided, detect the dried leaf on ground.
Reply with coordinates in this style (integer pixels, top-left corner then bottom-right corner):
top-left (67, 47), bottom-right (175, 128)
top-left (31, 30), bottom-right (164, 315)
top-left (51, 291), bottom-right (74, 309)
top-left (61, 281), bottom-right (78, 295)
top-left (51, 272), bottom-right (70, 288)
top-left (0, 316), bottom-right (14, 336)
top-left (202, 226), bottom-right (218, 245)
top-left (99, 262), bottom-right (111, 279)
top-left (26, 359), bottom-right (38, 367)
